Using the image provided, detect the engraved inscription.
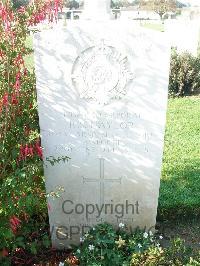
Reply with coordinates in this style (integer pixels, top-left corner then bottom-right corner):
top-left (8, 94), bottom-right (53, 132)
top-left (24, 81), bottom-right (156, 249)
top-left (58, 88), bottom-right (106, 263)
top-left (41, 110), bottom-right (154, 156)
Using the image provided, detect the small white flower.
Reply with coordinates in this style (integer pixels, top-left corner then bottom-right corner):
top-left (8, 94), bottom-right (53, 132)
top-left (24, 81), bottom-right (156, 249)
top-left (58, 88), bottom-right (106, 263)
top-left (150, 237), bottom-right (154, 243)
top-left (149, 231), bottom-right (153, 236)
top-left (93, 227), bottom-right (95, 231)
top-left (80, 237), bottom-right (84, 243)
top-left (77, 249), bottom-right (81, 254)
top-left (156, 243), bottom-right (160, 247)
top-left (138, 243), bottom-right (142, 248)
top-left (119, 222), bottom-right (125, 229)
top-left (143, 232), bottom-right (148, 238)
top-left (88, 244), bottom-right (95, 251)
top-left (159, 235), bottom-right (163, 239)
top-left (59, 262), bottom-right (65, 266)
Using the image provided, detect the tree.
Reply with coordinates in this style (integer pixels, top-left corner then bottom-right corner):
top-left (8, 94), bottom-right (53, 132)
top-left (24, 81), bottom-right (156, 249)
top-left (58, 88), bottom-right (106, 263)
top-left (111, 0), bottom-right (139, 8)
top-left (64, 0), bottom-right (79, 9)
top-left (111, 0), bottom-right (123, 8)
top-left (139, 0), bottom-right (177, 20)
top-left (11, 0), bottom-right (29, 9)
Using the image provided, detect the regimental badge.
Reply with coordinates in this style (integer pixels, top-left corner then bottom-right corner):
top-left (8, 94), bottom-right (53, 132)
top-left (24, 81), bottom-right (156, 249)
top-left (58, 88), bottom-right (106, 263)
top-left (71, 40), bottom-right (134, 105)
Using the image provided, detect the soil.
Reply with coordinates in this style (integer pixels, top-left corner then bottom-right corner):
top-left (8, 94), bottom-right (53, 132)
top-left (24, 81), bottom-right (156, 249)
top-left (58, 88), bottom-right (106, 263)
top-left (9, 218), bottom-right (200, 265)
top-left (156, 218), bottom-right (200, 250)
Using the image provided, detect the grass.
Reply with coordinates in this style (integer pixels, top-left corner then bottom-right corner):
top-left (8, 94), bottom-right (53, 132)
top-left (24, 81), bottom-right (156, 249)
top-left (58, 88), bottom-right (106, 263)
top-left (24, 35), bottom-right (34, 72)
top-left (159, 96), bottom-right (200, 219)
top-left (141, 22), bottom-right (165, 32)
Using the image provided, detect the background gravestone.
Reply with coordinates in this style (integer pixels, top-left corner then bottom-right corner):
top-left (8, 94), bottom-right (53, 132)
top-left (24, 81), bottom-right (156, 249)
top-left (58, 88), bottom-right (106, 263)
top-left (165, 19), bottom-right (200, 55)
top-left (34, 0), bottom-right (171, 248)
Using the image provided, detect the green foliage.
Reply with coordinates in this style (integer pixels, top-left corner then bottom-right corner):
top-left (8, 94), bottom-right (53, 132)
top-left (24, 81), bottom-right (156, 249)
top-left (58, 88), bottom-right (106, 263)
top-left (62, 223), bottom-right (200, 266)
top-left (46, 155), bottom-right (70, 166)
top-left (169, 49), bottom-right (200, 96)
top-left (139, 0), bottom-right (176, 19)
top-left (70, 223), bottom-right (159, 266)
top-left (11, 0), bottom-right (29, 9)
top-left (64, 0), bottom-right (79, 9)
top-left (0, 214), bottom-right (51, 265)
top-left (0, 0), bottom-right (46, 253)
top-left (0, 0), bottom-right (62, 261)
top-left (130, 238), bottom-right (200, 265)
top-left (159, 97), bottom-right (200, 219)
top-left (141, 22), bottom-right (164, 32)
top-left (111, 0), bottom-right (135, 8)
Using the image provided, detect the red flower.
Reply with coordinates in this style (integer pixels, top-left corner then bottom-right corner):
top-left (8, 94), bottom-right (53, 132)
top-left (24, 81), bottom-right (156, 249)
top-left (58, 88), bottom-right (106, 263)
top-left (14, 54), bottom-right (24, 68)
top-left (14, 79), bottom-right (20, 91)
top-left (2, 93), bottom-right (8, 107)
top-left (24, 144), bottom-right (29, 157)
top-left (0, 49), bottom-right (4, 59)
top-left (24, 68), bottom-right (28, 76)
top-left (10, 216), bottom-right (21, 234)
top-left (18, 143), bottom-right (38, 161)
top-left (2, 248), bottom-right (9, 257)
top-left (35, 141), bottom-right (43, 159)
top-left (29, 144), bottom-right (34, 156)
top-left (11, 93), bottom-right (18, 105)
top-left (16, 71), bottom-right (21, 80)
top-left (18, 6), bottom-right (25, 14)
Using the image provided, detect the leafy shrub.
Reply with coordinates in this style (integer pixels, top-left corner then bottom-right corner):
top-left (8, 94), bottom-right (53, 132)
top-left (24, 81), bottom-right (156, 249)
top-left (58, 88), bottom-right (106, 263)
top-left (169, 49), bottom-right (200, 96)
top-left (66, 223), bottom-right (160, 266)
top-left (0, 0), bottom-right (62, 262)
top-left (61, 223), bottom-right (200, 266)
top-left (131, 238), bottom-right (200, 265)
top-left (11, 0), bottom-right (29, 9)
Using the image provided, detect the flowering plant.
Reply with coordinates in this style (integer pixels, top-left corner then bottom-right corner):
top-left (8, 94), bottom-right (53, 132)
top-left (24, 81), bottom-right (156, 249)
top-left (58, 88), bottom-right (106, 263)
top-left (0, 0), bottom-right (62, 261)
top-left (69, 223), bottom-right (159, 266)
top-left (60, 223), bottom-right (200, 266)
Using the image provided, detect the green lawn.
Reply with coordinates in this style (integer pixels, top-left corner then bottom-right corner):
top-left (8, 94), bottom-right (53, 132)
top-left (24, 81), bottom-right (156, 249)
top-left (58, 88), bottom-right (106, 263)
top-left (159, 96), bottom-right (200, 219)
top-left (141, 22), bottom-right (165, 32)
top-left (24, 35), bottom-right (34, 72)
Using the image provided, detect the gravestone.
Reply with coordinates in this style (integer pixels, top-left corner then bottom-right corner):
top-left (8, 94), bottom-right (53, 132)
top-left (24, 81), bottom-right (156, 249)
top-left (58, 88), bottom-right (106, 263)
top-left (165, 19), bottom-right (200, 56)
top-left (34, 0), bottom-right (171, 248)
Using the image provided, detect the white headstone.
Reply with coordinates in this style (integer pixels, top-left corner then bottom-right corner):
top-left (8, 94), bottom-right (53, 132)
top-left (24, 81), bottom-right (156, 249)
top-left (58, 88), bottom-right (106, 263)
top-left (165, 19), bottom-right (200, 56)
top-left (34, 0), bottom-right (171, 248)
top-left (82, 0), bottom-right (111, 19)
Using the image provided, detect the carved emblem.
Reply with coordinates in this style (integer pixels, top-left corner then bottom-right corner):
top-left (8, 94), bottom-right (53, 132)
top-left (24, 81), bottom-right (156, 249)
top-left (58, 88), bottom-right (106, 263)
top-left (71, 40), bottom-right (133, 104)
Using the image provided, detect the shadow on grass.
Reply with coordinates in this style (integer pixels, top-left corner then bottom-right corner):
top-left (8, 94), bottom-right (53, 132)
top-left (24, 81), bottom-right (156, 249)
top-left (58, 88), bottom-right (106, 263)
top-left (158, 158), bottom-right (200, 221)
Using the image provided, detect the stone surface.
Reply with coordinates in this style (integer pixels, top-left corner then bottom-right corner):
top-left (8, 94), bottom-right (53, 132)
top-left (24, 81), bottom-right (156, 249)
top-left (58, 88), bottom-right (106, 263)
top-left (165, 19), bottom-right (200, 55)
top-left (34, 20), bottom-right (170, 248)
top-left (82, 0), bottom-right (111, 19)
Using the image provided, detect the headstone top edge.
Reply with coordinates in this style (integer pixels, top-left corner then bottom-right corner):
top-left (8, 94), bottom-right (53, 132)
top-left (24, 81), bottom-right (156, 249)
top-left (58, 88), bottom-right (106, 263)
top-left (81, 0), bottom-right (112, 20)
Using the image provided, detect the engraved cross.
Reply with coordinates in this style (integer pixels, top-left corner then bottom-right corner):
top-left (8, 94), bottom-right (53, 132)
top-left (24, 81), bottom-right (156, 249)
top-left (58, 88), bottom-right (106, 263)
top-left (83, 158), bottom-right (122, 205)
